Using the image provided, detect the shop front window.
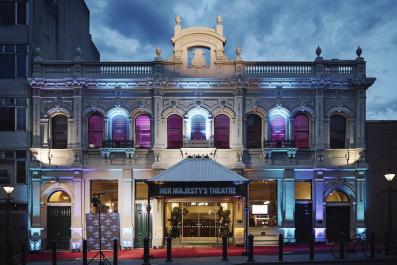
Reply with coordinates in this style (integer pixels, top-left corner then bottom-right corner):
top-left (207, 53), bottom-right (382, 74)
top-left (135, 181), bottom-right (148, 200)
top-left (90, 180), bottom-right (118, 213)
top-left (249, 180), bottom-right (277, 227)
top-left (295, 181), bottom-right (312, 200)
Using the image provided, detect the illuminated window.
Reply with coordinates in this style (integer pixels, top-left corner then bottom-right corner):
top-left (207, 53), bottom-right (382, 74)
top-left (135, 114), bottom-right (151, 148)
top-left (214, 114), bottom-right (230, 148)
top-left (167, 114), bottom-right (183, 148)
top-left (52, 115), bottom-right (68, 149)
top-left (90, 180), bottom-right (118, 213)
top-left (88, 114), bottom-right (103, 148)
top-left (48, 191), bottom-right (71, 203)
top-left (330, 114), bottom-right (346, 149)
top-left (294, 114), bottom-right (309, 148)
top-left (112, 114), bottom-right (128, 140)
top-left (135, 181), bottom-right (148, 200)
top-left (246, 114), bottom-right (262, 148)
top-left (295, 181), bottom-right (312, 200)
top-left (249, 180), bottom-right (277, 227)
top-left (326, 190), bottom-right (349, 203)
top-left (190, 114), bottom-right (206, 140)
top-left (269, 114), bottom-right (286, 141)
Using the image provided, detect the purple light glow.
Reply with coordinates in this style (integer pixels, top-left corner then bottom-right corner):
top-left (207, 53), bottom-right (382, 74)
top-left (135, 114), bottom-right (151, 148)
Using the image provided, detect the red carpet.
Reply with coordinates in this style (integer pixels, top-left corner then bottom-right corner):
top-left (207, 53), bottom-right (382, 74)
top-left (27, 245), bottom-right (333, 262)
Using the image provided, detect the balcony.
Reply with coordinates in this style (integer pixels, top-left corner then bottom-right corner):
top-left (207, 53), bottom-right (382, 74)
top-left (183, 136), bottom-right (214, 148)
top-left (99, 140), bottom-right (135, 159)
top-left (263, 140), bottom-right (298, 158)
top-left (181, 136), bottom-right (216, 158)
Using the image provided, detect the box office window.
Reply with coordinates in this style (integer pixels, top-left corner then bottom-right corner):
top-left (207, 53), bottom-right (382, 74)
top-left (295, 181), bottom-right (312, 200)
top-left (135, 181), bottom-right (148, 200)
top-left (249, 180), bottom-right (277, 227)
top-left (90, 180), bottom-right (118, 213)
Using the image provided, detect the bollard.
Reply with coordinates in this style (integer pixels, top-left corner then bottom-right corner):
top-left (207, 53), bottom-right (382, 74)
top-left (385, 230), bottom-right (390, 255)
top-left (247, 234), bottom-right (255, 262)
top-left (222, 236), bottom-right (228, 261)
top-left (370, 232), bottom-right (375, 259)
top-left (113, 238), bottom-right (118, 265)
top-left (165, 236), bottom-right (172, 262)
top-left (21, 242), bottom-right (26, 265)
top-left (52, 241), bottom-right (57, 265)
top-left (309, 233), bottom-right (314, 261)
top-left (82, 239), bottom-right (87, 265)
top-left (142, 237), bottom-right (151, 265)
top-left (278, 233), bottom-right (284, 261)
top-left (339, 232), bottom-right (345, 259)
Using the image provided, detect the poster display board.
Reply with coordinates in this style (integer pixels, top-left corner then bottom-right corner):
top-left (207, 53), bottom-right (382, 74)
top-left (86, 213), bottom-right (120, 250)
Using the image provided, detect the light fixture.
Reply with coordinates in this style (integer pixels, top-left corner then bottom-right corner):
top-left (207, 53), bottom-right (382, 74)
top-left (384, 173), bottom-right (395, 182)
top-left (3, 185), bottom-right (14, 194)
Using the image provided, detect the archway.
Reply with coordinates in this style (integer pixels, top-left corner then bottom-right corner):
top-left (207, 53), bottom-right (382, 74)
top-left (46, 190), bottom-right (72, 249)
top-left (325, 190), bottom-right (350, 242)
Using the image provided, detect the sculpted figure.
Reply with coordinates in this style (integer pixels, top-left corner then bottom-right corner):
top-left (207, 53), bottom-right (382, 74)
top-left (191, 48), bottom-right (206, 66)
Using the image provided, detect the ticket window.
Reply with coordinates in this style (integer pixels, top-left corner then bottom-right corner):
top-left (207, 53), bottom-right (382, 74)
top-left (249, 180), bottom-right (277, 227)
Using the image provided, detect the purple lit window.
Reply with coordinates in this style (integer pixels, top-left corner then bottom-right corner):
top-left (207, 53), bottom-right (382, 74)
top-left (246, 114), bottom-right (262, 148)
top-left (88, 114), bottom-right (104, 148)
top-left (294, 114), bottom-right (309, 148)
top-left (135, 114), bottom-right (151, 148)
top-left (330, 114), bottom-right (346, 149)
top-left (269, 114), bottom-right (286, 141)
top-left (167, 114), bottom-right (183, 148)
top-left (112, 115), bottom-right (128, 140)
top-left (214, 114), bottom-right (230, 148)
top-left (52, 115), bottom-right (68, 149)
top-left (190, 114), bottom-right (206, 140)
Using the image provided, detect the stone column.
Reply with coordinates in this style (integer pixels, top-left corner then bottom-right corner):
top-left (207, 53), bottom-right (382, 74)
top-left (71, 178), bottom-right (83, 250)
top-left (315, 88), bottom-right (325, 149)
top-left (313, 171), bottom-right (326, 242)
top-left (30, 177), bottom-right (43, 250)
top-left (153, 90), bottom-right (163, 148)
top-left (355, 172), bottom-right (366, 232)
top-left (234, 90), bottom-right (244, 149)
top-left (41, 119), bottom-right (49, 148)
top-left (283, 169), bottom-right (295, 243)
top-left (73, 87), bottom-right (82, 148)
top-left (119, 170), bottom-right (133, 248)
top-left (151, 198), bottom-right (164, 247)
top-left (32, 87), bottom-right (41, 147)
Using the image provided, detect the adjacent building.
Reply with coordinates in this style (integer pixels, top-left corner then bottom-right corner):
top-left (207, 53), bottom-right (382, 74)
top-left (26, 15), bottom-right (376, 250)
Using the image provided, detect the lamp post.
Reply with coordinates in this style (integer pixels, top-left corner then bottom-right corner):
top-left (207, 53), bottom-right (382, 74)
top-left (3, 185), bottom-right (15, 265)
top-left (384, 173), bottom-right (395, 232)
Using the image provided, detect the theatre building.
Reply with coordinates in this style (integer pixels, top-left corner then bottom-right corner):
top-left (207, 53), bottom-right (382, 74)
top-left (27, 16), bottom-right (375, 250)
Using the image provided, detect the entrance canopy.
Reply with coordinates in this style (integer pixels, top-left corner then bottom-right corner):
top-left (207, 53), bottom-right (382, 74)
top-left (147, 157), bottom-right (249, 197)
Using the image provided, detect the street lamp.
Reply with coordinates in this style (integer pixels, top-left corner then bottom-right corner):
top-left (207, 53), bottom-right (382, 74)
top-left (3, 185), bottom-right (15, 265)
top-left (384, 172), bottom-right (395, 232)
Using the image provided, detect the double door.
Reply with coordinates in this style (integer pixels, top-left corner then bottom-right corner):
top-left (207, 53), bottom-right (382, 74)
top-left (47, 206), bottom-right (71, 249)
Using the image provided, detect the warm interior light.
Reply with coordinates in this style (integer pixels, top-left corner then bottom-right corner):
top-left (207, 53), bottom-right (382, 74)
top-left (3, 186), bottom-right (15, 194)
top-left (384, 173), bottom-right (396, 182)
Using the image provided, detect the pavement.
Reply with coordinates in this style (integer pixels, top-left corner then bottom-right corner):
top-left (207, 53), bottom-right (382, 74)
top-left (27, 252), bottom-right (397, 265)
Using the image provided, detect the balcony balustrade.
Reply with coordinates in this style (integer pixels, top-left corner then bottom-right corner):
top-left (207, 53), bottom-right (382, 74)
top-left (183, 136), bottom-right (214, 148)
top-left (100, 140), bottom-right (135, 159)
top-left (263, 140), bottom-right (298, 159)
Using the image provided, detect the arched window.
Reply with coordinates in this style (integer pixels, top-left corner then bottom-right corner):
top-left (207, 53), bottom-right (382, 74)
top-left (293, 114), bottom-right (309, 148)
top-left (214, 114), bottom-right (230, 148)
top-left (48, 190), bottom-right (71, 203)
top-left (135, 114), bottom-right (151, 148)
top-left (330, 114), bottom-right (346, 149)
top-left (269, 114), bottom-right (286, 141)
top-left (52, 115), bottom-right (68, 149)
top-left (112, 114), bottom-right (128, 140)
top-left (246, 114), bottom-right (262, 148)
top-left (190, 114), bottom-right (206, 140)
top-left (326, 190), bottom-right (349, 203)
top-left (88, 114), bottom-right (103, 148)
top-left (167, 114), bottom-right (183, 148)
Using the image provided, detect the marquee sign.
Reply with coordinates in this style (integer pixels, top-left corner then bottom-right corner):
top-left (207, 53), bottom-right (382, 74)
top-left (148, 182), bottom-right (247, 197)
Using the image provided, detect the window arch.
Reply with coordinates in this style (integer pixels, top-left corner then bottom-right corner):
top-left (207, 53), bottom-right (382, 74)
top-left (52, 115), bottom-right (68, 149)
top-left (246, 114), bottom-right (262, 148)
top-left (88, 113), bottom-right (104, 148)
top-left (48, 190), bottom-right (71, 203)
top-left (112, 114), bottom-right (128, 140)
top-left (167, 114), bottom-right (183, 148)
top-left (135, 114), bottom-right (151, 148)
top-left (326, 190), bottom-right (349, 203)
top-left (330, 114), bottom-right (346, 149)
top-left (293, 113), bottom-right (309, 148)
top-left (214, 114), bottom-right (230, 148)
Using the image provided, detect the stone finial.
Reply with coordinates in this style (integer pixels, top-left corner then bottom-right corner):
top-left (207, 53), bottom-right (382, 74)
top-left (217, 15), bottom-right (223, 25)
top-left (356, 45), bottom-right (362, 57)
top-left (155, 47), bottom-right (161, 60)
top-left (175, 15), bottom-right (181, 25)
top-left (236, 47), bottom-right (242, 61)
top-left (315, 45), bottom-right (322, 57)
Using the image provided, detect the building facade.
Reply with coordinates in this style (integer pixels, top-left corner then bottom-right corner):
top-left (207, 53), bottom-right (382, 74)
top-left (27, 16), bottom-right (375, 250)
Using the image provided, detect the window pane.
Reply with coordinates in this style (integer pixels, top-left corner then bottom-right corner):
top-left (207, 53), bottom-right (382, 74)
top-left (330, 115), bottom-right (346, 149)
top-left (0, 107), bottom-right (15, 131)
top-left (269, 114), bottom-right (286, 141)
top-left (48, 191), bottom-right (71, 203)
top-left (52, 115), bottom-right (68, 149)
top-left (190, 114), bottom-right (206, 140)
top-left (135, 182), bottom-right (148, 200)
top-left (0, 2), bottom-right (15, 25)
top-left (15, 97), bottom-right (26, 106)
top-left (295, 182), bottom-right (312, 200)
top-left (0, 159), bottom-right (14, 184)
top-left (135, 114), bottom-right (151, 148)
top-left (112, 115), bottom-right (128, 140)
top-left (294, 114), bottom-right (309, 148)
top-left (0, 54), bottom-right (15, 78)
top-left (326, 190), bottom-right (349, 203)
top-left (249, 180), bottom-right (277, 227)
top-left (17, 2), bottom-right (26, 25)
top-left (214, 114), bottom-right (229, 148)
top-left (90, 180), bottom-right (118, 213)
top-left (88, 114), bottom-right (103, 148)
top-left (17, 107), bottom-right (26, 130)
top-left (167, 114), bottom-right (183, 148)
top-left (246, 114), bottom-right (262, 148)
top-left (16, 150), bottom-right (26, 159)
top-left (16, 160), bottom-right (26, 184)
top-left (17, 54), bottom-right (26, 77)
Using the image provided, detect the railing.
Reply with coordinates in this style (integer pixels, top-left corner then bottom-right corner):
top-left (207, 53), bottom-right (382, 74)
top-left (83, 62), bottom-right (153, 75)
top-left (263, 140), bottom-right (296, 148)
top-left (183, 136), bottom-right (214, 148)
top-left (245, 62), bottom-right (314, 75)
top-left (102, 140), bottom-right (134, 148)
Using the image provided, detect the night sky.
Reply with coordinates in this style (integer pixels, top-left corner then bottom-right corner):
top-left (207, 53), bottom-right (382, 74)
top-left (85, 0), bottom-right (397, 120)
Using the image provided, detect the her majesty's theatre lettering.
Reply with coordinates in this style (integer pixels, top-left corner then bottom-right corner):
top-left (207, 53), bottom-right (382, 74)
top-left (160, 187), bottom-right (236, 196)
top-left (149, 183), bottom-right (246, 197)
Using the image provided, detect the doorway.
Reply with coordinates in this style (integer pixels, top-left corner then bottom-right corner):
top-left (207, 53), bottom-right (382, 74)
top-left (295, 203), bottom-right (313, 243)
top-left (325, 190), bottom-right (351, 242)
top-left (134, 203), bottom-right (152, 247)
top-left (47, 206), bottom-right (71, 249)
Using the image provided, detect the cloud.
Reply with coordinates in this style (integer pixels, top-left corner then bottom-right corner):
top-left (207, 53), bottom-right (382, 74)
top-left (85, 0), bottom-right (397, 119)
